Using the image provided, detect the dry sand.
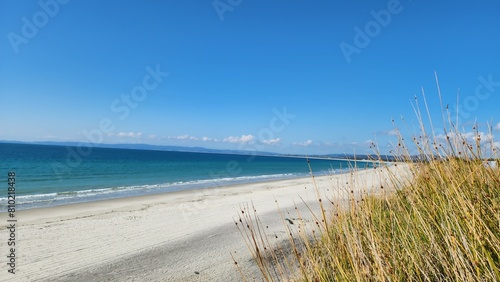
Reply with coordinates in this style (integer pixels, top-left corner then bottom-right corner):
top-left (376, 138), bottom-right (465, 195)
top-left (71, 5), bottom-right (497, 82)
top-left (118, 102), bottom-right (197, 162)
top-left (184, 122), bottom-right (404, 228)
top-left (0, 164), bottom-right (410, 281)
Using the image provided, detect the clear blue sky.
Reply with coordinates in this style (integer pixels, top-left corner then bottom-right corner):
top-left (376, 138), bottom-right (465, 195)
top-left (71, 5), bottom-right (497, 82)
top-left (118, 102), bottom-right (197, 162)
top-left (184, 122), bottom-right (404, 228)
top-left (1, 0), bottom-right (500, 155)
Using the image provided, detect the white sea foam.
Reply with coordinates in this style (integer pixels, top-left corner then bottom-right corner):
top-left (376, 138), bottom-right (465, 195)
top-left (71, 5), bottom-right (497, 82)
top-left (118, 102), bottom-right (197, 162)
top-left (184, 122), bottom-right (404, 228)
top-left (0, 173), bottom-right (304, 211)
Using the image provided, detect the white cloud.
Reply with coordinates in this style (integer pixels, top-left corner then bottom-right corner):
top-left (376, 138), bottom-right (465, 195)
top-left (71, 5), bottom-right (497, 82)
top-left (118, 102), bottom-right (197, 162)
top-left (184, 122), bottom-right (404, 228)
top-left (240, 135), bottom-right (255, 143)
top-left (110, 132), bottom-right (143, 138)
top-left (162, 135), bottom-right (220, 142)
top-left (223, 134), bottom-right (255, 144)
top-left (365, 139), bottom-right (375, 145)
top-left (494, 122), bottom-right (500, 131)
top-left (261, 138), bottom-right (281, 145)
top-left (223, 136), bottom-right (239, 143)
top-left (201, 136), bottom-right (220, 142)
top-left (294, 140), bottom-right (313, 147)
top-left (141, 134), bottom-right (258, 143)
top-left (387, 129), bottom-right (399, 136)
top-left (436, 131), bottom-right (495, 145)
top-left (175, 135), bottom-right (198, 141)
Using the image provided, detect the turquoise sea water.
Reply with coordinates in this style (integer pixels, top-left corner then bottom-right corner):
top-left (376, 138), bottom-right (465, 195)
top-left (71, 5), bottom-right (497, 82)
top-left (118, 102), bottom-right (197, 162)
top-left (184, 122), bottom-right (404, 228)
top-left (0, 143), bottom-right (372, 210)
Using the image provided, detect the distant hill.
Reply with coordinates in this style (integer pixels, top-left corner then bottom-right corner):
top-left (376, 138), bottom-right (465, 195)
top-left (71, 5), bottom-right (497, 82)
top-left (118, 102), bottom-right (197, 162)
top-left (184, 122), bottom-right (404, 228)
top-left (0, 140), bottom-right (282, 157)
top-left (0, 140), bottom-right (424, 161)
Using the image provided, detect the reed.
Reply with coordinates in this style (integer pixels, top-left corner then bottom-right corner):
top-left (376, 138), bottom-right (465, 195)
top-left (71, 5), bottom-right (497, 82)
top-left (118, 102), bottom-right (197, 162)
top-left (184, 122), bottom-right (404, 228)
top-left (235, 80), bottom-right (500, 281)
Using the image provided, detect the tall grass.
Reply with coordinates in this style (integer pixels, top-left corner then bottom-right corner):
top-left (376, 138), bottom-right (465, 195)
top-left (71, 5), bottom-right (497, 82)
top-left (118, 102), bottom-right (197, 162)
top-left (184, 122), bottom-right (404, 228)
top-left (234, 85), bottom-right (500, 281)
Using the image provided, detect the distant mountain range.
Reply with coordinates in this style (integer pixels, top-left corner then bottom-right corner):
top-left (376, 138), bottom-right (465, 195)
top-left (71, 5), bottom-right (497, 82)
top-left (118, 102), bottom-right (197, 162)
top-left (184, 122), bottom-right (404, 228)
top-left (0, 140), bottom-right (282, 156)
top-left (0, 140), bottom-right (402, 161)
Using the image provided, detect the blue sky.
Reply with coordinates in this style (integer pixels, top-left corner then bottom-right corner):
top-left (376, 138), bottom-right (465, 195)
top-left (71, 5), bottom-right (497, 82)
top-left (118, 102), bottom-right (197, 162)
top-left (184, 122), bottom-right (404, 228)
top-left (1, 0), bottom-right (500, 155)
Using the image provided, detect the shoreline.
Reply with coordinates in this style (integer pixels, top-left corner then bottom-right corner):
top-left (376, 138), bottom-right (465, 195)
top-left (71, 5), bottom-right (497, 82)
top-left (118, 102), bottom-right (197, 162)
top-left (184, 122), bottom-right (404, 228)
top-left (1, 168), bottom-right (358, 212)
top-left (1, 165), bottom-right (407, 281)
top-left (13, 174), bottom-right (314, 223)
top-left (3, 172), bottom-right (311, 213)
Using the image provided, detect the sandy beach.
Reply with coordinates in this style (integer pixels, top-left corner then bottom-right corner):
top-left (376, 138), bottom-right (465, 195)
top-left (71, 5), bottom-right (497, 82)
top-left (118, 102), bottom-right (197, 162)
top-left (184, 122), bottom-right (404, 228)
top-left (1, 164), bottom-right (408, 281)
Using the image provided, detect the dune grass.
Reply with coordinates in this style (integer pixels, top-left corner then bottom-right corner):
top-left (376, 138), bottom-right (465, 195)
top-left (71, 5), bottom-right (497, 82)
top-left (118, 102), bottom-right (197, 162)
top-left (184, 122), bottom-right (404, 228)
top-left (234, 86), bottom-right (500, 281)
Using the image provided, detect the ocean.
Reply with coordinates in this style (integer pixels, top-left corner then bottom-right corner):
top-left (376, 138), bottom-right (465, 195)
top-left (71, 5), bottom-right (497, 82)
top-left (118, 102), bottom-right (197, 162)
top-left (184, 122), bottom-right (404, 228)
top-left (0, 142), bottom-right (372, 211)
